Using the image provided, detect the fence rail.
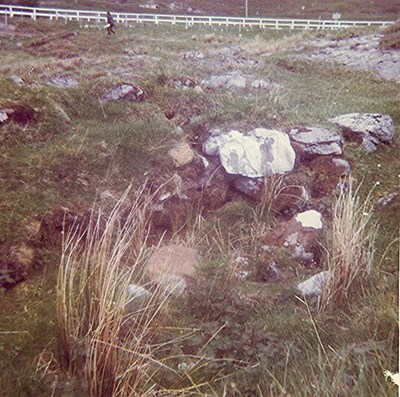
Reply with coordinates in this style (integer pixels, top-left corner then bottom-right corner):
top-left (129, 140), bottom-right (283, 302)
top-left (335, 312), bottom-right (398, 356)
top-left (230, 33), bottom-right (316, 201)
top-left (0, 5), bottom-right (395, 31)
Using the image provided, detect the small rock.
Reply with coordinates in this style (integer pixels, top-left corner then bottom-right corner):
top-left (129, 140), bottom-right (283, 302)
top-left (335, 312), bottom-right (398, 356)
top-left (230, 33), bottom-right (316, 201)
top-left (297, 271), bottom-right (331, 296)
top-left (263, 210), bottom-right (324, 265)
top-left (146, 245), bottom-right (199, 296)
top-left (251, 79), bottom-right (269, 88)
top-left (193, 85), bottom-right (204, 93)
top-left (101, 83), bottom-right (145, 103)
top-left (127, 284), bottom-right (151, 299)
top-left (295, 210), bottom-right (323, 229)
top-left (374, 192), bottom-right (399, 208)
top-left (9, 74), bottom-right (24, 85)
top-left (168, 141), bottom-right (195, 168)
top-left (183, 51), bottom-right (205, 60)
top-left (125, 284), bottom-right (151, 312)
top-left (232, 175), bottom-right (263, 198)
top-left (48, 77), bottom-right (78, 88)
top-left (332, 158), bottom-right (351, 175)
top-left (172, 76), bottom-right (198, 90)
top-left (204, 34), bottom-right (215, 43)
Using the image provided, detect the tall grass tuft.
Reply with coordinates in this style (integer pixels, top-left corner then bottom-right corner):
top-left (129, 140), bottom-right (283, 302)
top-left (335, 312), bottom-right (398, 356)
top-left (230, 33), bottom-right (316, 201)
top-left (320, 178), bottom-right (378, 312)
top-left (57, 184), bottom-right (174, 396)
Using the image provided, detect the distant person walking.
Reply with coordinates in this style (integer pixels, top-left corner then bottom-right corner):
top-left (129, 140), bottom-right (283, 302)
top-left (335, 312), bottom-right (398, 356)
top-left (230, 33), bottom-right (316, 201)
top-left (106, 11), bottom-right (116, 35)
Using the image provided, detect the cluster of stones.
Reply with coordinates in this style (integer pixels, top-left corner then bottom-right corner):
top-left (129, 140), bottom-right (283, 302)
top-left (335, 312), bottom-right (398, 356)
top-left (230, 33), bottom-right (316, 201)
top-left (127, 112), bottom-right (395, 301)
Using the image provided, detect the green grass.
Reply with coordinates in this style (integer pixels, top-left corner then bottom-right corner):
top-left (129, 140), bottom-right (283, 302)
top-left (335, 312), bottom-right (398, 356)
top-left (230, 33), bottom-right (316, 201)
top-left (0, 18), bottom-right (398, 396)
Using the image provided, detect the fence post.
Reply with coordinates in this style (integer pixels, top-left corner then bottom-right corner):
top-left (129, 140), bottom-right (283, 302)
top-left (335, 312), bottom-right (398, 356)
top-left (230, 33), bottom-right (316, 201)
top-left (32, 8), bottom-right (36, 21)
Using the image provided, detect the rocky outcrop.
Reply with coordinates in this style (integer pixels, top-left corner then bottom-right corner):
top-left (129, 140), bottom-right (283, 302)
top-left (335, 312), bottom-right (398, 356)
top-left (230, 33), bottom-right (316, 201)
top-left (203, 128), bottom-right (296, 178)
top-left (329, 113), bottom-right (395, 152)
top-left (299, 34), bottom-right (400, 83)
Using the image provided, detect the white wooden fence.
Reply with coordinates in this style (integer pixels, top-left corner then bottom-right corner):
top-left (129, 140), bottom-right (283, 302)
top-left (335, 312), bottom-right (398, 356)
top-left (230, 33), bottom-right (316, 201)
top-left (0, 5), bottom-right (394, 31)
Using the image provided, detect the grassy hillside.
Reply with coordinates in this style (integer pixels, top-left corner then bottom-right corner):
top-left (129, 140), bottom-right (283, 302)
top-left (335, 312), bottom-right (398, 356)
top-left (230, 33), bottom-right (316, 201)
top-left (0, 17), bottom-right (399, 397)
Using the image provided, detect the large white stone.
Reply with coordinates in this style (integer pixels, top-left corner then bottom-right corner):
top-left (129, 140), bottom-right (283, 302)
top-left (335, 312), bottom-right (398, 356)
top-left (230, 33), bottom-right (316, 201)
top-left (203, 128), bottom-right (296, 178)
top-left (295, 210), bottom-right (323, 229)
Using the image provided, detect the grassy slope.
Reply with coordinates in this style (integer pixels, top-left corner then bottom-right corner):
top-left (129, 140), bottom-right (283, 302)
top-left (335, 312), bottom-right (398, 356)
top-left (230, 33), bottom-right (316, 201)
top-left (0, 16), bottom-right (399, 397)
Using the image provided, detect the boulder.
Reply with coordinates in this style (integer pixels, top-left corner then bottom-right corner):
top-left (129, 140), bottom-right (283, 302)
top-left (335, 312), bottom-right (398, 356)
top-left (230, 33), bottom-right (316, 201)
top-left (329, 113), bottom-right (395, 152)
top-left (288, 127), bottom-right (343, 157)
top-left (297, 271), bottom-right (331, 296)
top-left (203, 128), bottom-right (296, 178)
top-left (146, 245), bottom-right (200, 295)
top-left (101, 83), bottom-right (145, 103)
